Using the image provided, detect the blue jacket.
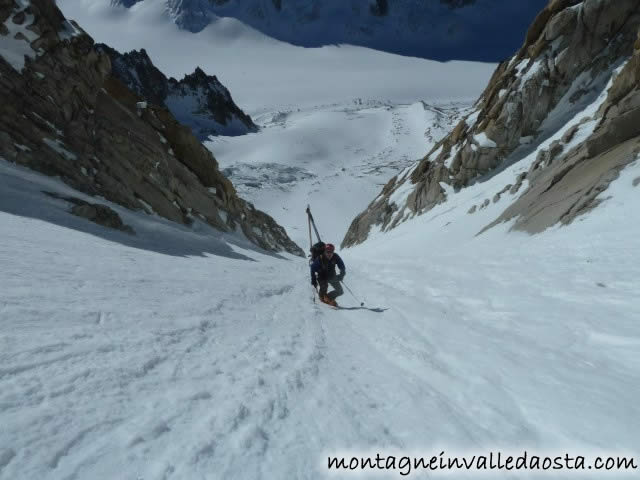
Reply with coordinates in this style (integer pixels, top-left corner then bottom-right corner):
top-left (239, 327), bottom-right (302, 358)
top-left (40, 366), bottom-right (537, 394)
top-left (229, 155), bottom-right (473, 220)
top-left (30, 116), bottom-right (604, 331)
top-left (311, 253), bottom-right (345, 282)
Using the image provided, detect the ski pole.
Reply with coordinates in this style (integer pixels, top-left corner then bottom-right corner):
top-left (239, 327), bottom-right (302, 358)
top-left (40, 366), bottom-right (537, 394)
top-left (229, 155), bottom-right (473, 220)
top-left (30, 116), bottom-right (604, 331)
top-left (341, 280), bottom-right (364, 307)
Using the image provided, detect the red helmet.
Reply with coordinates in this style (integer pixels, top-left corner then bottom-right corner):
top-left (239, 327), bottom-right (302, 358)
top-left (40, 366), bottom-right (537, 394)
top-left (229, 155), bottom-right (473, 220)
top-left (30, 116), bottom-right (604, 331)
top-left (325, 243), bottom-right (335, 253)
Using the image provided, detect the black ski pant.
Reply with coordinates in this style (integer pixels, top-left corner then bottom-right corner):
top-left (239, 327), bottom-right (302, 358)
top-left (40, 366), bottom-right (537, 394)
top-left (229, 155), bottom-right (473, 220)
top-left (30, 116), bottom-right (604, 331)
top-left (319, 277), bottom-right (343, 300)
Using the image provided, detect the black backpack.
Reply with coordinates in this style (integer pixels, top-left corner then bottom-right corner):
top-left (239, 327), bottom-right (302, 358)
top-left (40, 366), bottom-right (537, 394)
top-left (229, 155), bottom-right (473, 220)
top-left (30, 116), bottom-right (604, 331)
top-left (310, 242), bottom-right (325, 263)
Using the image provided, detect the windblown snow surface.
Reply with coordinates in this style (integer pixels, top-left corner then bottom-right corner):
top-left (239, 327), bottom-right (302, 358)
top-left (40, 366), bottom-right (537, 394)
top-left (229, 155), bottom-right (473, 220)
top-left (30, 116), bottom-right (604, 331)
top-left (3, 142), bottom-right (640, 480)
top-left (1, 2), bottom-right (639, 479)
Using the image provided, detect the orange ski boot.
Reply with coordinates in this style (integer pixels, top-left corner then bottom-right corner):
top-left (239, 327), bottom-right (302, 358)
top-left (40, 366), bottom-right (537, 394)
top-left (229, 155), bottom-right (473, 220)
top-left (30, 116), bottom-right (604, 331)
top-left (323, 295), bottom-right (338, 307)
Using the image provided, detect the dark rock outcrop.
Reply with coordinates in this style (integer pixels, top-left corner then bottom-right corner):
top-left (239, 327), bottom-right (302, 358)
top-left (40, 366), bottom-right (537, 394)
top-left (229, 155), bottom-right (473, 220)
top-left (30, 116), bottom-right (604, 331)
top-left (96, 44), bottom-right (258, 140)
top-left (45, 192), bottom-right (135, 234)
top-left (71, 202), bottom-right (133, 233)
top-left (343, 0), bottom-right (640, 247)
top-left (0, 0), bottom-right (303, 256)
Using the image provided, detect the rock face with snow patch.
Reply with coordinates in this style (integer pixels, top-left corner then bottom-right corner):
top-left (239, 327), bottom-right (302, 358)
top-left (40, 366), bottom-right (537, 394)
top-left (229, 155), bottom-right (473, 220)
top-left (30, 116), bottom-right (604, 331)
top-left (0, 0), bottom-right (302, 256)
top-left (484, 43), bottom-right (640, 233)
top-left (343, 0), bottom-right (640, 247)
top-left (96, 44), bottom-right (258, 140)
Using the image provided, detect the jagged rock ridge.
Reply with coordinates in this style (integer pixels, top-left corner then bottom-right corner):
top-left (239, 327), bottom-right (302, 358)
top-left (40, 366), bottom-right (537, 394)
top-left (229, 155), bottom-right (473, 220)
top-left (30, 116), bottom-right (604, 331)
top-left (0, 0), bottom-right (303, 256)
top-left (96, 44), bottom-right (258, 140)
top-left (343, 0), bottom-right (640, 247)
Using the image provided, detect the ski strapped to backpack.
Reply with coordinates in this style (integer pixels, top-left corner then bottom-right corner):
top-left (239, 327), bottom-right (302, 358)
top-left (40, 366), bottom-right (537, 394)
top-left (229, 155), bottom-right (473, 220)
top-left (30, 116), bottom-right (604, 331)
top-left (306, 205), bottom-right (322, 243)
top-left (306, 205), bottom-right (325, 264)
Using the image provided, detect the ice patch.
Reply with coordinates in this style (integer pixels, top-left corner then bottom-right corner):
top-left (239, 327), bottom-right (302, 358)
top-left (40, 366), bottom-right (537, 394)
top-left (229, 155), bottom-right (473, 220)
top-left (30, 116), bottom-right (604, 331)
top-left (0, 3), bottom-right (39, 72)
top-left (32, 112), bottom-right (63, 136)
top-left (438, 181), bottom-right (455, 197)
top-left (137, 198), bottom-right (155, 214)
top-left (43, 138), bottom-right (77, 161)
top-left (465, 110), bottom-right (480, 128)
top-left (514, 58), bottom-right (529, 74)
top-left (521, 58), bottom-right (543, 84)
top-left (444, 143), bottom-right (461, 169)
top-left (473, 132), bottom-right (497, 148)
top-left (58, 18), bottom-right (83, 41)
top-left (388, 178), bottom-right (415, 208)
top-left (156, 131), bottom-right (168, 144)
top-left (14, 143), bottom-right (31, 152)
top-left (428, 144), bottom-right (444, 162)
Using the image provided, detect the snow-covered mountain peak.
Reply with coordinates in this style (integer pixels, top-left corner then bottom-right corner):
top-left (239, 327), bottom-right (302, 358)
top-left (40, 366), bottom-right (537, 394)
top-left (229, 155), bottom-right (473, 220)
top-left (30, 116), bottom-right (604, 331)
top-left (97, 44), bottom-right (258, 139)
top-left (165, 65), bottom-right (259, 138)
top-left (110, 0), bottom-right (547, 61)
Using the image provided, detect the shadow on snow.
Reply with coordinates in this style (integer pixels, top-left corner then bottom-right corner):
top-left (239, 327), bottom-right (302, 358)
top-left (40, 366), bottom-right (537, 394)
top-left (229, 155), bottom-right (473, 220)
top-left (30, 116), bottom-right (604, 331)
top-left (0, 159), bottom-right (288, 261)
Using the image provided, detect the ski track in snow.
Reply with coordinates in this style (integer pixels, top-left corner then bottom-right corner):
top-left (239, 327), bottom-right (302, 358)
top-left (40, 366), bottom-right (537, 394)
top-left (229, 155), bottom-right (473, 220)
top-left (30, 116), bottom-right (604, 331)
top-left (1, 98), bottom-right (639, 479)
top-left (1, 90), bottom-right (639, 478)
top-left (2, 4), bottom-right (640, 474)
top-left (2, 155), bottom-right (640, 479)
top-left (0, 218), bottom-right (439, 479)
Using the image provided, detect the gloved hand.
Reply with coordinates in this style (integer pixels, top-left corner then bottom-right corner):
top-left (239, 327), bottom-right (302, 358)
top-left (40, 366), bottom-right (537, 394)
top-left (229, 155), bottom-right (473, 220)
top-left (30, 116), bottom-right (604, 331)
top-left (337, 272), bottom-right (345, 281)
top-left (311, 278), bottom-right (318, 288)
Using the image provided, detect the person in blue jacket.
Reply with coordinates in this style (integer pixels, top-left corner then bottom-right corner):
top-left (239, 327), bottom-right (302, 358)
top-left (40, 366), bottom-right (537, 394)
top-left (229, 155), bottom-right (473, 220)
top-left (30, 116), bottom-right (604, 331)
top-left (310, 243), bottom-right (345, 306)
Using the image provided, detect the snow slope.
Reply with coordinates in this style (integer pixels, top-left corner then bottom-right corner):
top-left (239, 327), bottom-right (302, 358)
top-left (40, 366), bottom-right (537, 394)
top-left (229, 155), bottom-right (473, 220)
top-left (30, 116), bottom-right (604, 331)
top-left (2, 149), bottom-right (639, 480)
top-left (2, 1), bottom-right (639, 478)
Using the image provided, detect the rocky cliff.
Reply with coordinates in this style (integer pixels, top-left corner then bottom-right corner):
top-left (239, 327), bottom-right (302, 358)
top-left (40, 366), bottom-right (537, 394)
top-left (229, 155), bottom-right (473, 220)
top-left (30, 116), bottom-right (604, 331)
top-left (0, 0), bottom-right (302, 256)
top-left (343, 0), bottom-right (640, 247)
top-left (96, 44), bottom-right (258, 140)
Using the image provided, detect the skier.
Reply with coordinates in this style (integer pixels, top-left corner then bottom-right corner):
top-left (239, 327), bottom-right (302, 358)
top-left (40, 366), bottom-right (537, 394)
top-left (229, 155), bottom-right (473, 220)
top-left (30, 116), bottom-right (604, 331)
top-left (310, 243), bottom-right (345, 307)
